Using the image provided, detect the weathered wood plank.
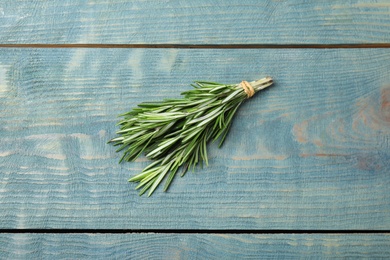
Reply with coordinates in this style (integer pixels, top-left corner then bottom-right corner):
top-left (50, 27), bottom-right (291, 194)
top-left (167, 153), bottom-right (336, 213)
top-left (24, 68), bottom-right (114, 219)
top-left (0, 48), bottom-right (389, 229)
top-left (0, 233), bottom-right (389, 259)
top-left (0, 0), bottom-right (390, 44)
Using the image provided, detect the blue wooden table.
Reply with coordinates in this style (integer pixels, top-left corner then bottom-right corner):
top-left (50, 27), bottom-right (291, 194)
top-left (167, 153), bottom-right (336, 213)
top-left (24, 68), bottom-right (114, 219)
top-left (1, 1), bottom-right (390, 259)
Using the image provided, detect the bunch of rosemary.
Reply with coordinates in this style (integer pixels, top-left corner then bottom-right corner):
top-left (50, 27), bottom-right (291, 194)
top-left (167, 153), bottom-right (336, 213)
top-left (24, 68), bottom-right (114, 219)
top-left (109, 76), bottom-right (273, 196)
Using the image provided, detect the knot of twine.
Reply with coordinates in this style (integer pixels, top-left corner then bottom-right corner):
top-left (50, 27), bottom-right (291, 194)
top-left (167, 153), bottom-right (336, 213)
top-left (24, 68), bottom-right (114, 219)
top-left (240, 80), bottom-right (255, 98)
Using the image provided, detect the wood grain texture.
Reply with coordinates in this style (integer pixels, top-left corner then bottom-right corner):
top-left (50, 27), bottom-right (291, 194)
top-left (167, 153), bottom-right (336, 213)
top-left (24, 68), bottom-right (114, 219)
top-left (1, 0), bottom-right (390, 44)
top-left (0, 48), bottom-right (390, 229)
top-left (0, 233), bottom-right (389, 259)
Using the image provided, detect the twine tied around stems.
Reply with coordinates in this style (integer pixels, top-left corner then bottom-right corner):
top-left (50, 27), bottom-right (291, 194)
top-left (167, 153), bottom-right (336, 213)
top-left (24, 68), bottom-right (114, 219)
top-left (240, 80), bottom-right (255, 98)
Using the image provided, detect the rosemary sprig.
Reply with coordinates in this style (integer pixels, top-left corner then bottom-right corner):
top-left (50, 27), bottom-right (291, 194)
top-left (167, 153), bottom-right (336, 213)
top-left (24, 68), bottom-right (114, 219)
top-left (109, 77), bottom-right (273, 196)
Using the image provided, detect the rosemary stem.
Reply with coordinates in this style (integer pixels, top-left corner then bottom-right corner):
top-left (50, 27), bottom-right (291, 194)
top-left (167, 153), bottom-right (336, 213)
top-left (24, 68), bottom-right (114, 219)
top-left (248, 76), bottom-right (274, 93)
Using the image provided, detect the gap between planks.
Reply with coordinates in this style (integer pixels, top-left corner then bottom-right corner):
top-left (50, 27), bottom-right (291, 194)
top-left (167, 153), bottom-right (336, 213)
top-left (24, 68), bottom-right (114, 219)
top-left (1, 229), bottom-right (389, 234)
top-left (0, 44), bottom-right (389, 49)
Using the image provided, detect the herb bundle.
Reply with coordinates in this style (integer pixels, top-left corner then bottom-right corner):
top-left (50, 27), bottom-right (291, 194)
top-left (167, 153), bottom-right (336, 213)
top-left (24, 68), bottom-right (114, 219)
top-left (109, 76), bottom-right (273, 196)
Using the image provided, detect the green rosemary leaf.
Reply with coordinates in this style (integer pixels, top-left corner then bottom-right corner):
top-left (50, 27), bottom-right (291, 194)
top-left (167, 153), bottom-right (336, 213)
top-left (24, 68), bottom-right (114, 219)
top-left (148, 161), bottom-right (174, 196)
top-left (218, 121), bottom-right (232, 148)
top-left (163, 170), bottom-right (177, 192)
top-left (222, 89), bottom-right (242, 103)
top-left (146, 136), bottom-right (180, 158)
top-left (129, 167), bottom-right (159, 182)
top-left (187, 106), bottom-right (223, 125)
top-left (181, 127), bottom-right (203, 144)
top-left (203, 132), bottom-right (208, 166)
top-left (194, 81), bottom-right (222, 86)
top-left (138, 177), bottom-right (157, 196)
top-left (180, 164), bottom-right (189, 177)
top-left (109, 76), bottom-right (273, 196)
